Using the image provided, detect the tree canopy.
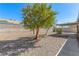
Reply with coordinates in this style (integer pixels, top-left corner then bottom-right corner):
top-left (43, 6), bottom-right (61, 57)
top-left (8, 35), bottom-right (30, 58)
top-left (22, 3), bottom-right (57, 39)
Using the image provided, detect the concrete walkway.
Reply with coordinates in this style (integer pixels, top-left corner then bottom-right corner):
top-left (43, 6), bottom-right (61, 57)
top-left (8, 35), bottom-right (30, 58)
top-left (58, 37), bottom-right (79, 56)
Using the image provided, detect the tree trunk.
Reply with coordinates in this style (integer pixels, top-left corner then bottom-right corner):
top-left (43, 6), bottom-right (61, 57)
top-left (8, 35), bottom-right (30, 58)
top-left (35, 28), bottom-right (39, 40)
top-left (33, 29), bottom-right (35, 34)
top-left (45, 28), bottom-right (49, 36)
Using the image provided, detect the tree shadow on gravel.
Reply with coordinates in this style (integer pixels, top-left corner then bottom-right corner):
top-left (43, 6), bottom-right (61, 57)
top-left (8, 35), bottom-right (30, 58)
top-left (0, 37), bottom-right (41, 56)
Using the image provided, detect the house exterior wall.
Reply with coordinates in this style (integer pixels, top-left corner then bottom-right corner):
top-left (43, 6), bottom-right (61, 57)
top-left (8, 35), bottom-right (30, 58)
top-left (62, 25), bottom-right (77, 33)
top-left (68, 25), bottom-right (77, 33)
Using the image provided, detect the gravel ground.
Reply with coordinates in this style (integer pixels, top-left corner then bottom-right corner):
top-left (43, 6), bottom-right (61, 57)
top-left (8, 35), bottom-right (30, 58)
top-left (20, 36), bottom-right (67, 56)
top-left (0, 29), bottom-right (67, 56)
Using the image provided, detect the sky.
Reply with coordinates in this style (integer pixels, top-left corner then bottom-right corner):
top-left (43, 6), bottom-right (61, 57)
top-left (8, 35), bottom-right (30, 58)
top-left (0, 3), bottom-right (79, 24)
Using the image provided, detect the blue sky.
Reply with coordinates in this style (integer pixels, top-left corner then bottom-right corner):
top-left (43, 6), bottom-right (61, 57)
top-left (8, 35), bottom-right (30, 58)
top-left (0, 3), bottom-right (79, 24)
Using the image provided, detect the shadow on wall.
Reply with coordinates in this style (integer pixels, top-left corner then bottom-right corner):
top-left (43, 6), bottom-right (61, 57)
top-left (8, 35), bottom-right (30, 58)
top-left (0, 37), bottom-right (41, 56)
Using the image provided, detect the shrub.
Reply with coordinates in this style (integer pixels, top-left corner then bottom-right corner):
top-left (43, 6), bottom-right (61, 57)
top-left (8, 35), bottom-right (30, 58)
top-left (56, 28), bottom-right (62, 34)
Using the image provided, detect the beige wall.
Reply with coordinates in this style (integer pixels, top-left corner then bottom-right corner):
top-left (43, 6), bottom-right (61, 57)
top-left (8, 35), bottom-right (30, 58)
top-left (68, 25), bottom-right (77, 33)
top-left (62, 25), bottom-right (77, 33)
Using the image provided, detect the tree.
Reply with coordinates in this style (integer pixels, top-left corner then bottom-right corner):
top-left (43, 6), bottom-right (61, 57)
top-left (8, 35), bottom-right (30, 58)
top-left (22, 3), bottom-right (57, 40)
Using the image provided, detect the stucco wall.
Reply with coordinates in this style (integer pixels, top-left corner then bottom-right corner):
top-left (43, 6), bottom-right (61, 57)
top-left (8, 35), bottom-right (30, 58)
top-left (62, 25), bottom-right (77, 33)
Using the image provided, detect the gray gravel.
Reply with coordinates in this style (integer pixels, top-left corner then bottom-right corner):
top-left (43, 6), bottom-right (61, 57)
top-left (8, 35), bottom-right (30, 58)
top-left (0, 29), bottom-right (67, 56)
top-left (0, 35), bottom-right (67, 56)
top-left (19, 36), bottom-right (67, 56)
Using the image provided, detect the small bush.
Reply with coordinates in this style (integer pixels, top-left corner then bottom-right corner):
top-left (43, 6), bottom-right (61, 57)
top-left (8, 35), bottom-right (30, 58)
top-left (56, 28), bottom-right (62, 34)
